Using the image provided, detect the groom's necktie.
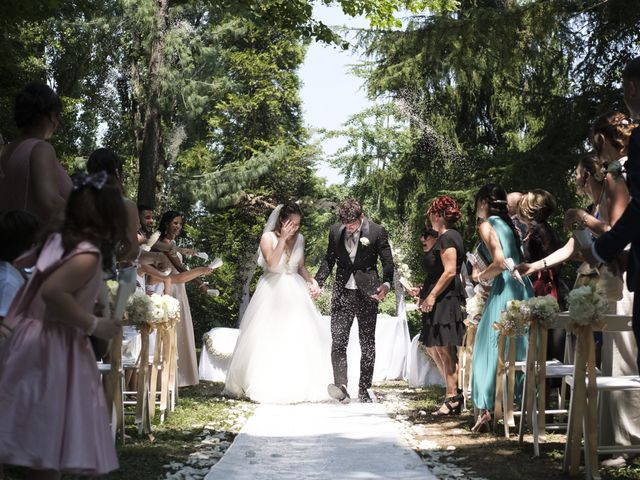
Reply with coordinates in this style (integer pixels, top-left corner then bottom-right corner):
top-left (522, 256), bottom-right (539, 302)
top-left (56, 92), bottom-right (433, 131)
top-left (346, 232), bottom-right (357, 252)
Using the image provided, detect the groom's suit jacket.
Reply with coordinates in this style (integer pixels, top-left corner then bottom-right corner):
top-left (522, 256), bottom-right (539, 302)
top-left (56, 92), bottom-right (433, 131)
top-left (594, 126), bottom-right (640, 293)
top-left (315, 218), bottom-right (394, 296)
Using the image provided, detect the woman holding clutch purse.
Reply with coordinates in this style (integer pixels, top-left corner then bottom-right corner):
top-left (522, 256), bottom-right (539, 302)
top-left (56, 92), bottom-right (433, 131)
top-left (410, 196), bottom-right (466, 415)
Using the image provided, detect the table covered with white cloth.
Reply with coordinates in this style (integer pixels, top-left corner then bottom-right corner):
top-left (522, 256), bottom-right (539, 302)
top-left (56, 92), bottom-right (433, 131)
top-left (198, 314), bottom-right (411, 387)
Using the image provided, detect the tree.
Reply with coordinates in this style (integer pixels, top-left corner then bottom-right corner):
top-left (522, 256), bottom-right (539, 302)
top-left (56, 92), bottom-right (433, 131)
top-left (349, 0), bottom-right (639, 246)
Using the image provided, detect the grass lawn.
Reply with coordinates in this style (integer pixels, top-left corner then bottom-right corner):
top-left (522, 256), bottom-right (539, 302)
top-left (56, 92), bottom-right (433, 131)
top-left (4, 380), bottom-right (640, 479)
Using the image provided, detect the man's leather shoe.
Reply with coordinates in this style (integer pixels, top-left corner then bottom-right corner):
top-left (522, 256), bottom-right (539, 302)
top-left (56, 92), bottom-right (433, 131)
top-left (358, 389), bottom-right (372, 403)
top-left (328, 384), bottom-right (350, 403)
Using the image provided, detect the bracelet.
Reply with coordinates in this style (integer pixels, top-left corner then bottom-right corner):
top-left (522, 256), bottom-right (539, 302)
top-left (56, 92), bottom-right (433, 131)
top-left (86, 315), bottom-right (99, 336)
top-left (542, 259), bottom-right (548, 270)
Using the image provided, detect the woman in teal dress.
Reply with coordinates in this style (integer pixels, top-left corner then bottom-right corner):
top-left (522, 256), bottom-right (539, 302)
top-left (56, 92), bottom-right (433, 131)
top-left (470, 184), bottom-right (533, 432)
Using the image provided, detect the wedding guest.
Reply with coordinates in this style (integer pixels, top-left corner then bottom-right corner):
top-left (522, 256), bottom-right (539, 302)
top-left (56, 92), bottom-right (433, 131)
top-left (591, 57), bottom-right (640, 367)
top-left (0, 82), bottom-right (71, 225)
top-left (471, 184), bottom-right (533, 432)
top-left (414, 196), bottom-right (465, 415)
top-left (86, 148), bottom-right (139, 263)
top-left (0, 210), bottom-right (40, 321)
top-left (507, 191), bottom-right (527, 241)
top-left (0, 172), bottom-right (124, 478)
top-left (153, 211), bottom-right (213, 387)
top-left (587, 57), bottom-right (640, 466)
top-left (578, 111), bottom-right (637, 465)
top-left (518, 150), bottom-right (630, 284)
top-left (517, 190), bottom-right (565, 354)
top-left (138, 204), bottom-right (155, 243)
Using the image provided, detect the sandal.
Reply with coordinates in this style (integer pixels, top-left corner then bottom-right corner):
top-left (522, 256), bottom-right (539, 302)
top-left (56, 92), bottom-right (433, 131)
top-left (471, 410), bottom-right (492, 432)
top-left (432, 396), bottom-right (462, 416)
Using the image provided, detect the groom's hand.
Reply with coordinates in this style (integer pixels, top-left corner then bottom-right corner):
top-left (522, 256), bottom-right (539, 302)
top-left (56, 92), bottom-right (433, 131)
top-left (370, 283), bottom-right (390, 302)
top-left (308, 279), bottom-right (321, 299)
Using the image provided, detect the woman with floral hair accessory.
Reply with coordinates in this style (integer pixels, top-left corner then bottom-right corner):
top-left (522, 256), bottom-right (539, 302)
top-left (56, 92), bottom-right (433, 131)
top-left (410, 195), bottom-right (465, 415)
top-left (0, 173), bottom-right (125, 478)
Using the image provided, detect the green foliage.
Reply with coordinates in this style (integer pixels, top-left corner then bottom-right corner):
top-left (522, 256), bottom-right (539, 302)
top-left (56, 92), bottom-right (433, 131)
top-left (333, 0), bottom-right (640, 266)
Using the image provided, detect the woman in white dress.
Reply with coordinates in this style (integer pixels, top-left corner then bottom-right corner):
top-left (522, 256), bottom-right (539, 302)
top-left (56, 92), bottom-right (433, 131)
top-left (224, 203), bottom-right (333, 403)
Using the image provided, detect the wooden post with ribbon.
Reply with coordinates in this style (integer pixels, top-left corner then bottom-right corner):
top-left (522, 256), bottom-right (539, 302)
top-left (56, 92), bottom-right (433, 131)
top-left (104, 266), bottom-right (137, 442)
top-left (563, 324), bottom-right (598, 477)
top-left (167, 319), bottom-right (178, 412)
top-left (459, 319), bottom-right (477, 408)
top-left (135, 324), bottom-right (152, 435)
top-left (148, 326), bottom-right (161, 421)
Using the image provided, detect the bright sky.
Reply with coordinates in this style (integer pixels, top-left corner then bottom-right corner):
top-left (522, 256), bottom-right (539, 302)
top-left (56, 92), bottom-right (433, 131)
top-left (298, 4), bottom-right (372, 186)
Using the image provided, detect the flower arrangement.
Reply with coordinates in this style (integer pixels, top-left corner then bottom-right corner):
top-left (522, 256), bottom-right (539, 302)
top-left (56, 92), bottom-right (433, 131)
top-left (390, 242), bottom-right (413, 291)
top-left (359, 237), bottom-right (370, 246)
top-left (567, 285), bottom-right (609, 326)
top-left (149, 293), bottom-right (181, 324)
top-left (465, 291), bottom-right (485, 324)
top-left (124, 291), bottom-right (154, 326)
top-left (203, 331), bottom-right (235, 359)
top-left (499, 299), bottom-right (527, 336)
top-left (520, 295), bottom-right (560, 328)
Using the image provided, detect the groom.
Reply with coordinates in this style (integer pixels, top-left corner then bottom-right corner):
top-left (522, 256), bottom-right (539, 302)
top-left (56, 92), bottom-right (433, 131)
top-left (315, 198), bottom-right (394, 403)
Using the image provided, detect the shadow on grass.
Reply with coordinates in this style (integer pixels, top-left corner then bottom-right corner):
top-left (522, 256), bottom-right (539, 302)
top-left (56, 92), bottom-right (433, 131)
top-left (375, 382), bottom-right (640, 480)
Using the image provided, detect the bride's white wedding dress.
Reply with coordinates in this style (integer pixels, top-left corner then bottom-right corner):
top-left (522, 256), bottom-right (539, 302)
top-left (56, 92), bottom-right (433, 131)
top-left (223, 232), bottom-right (332, 403)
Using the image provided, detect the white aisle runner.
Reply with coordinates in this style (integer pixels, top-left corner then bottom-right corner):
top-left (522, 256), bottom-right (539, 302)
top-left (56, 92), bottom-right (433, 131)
top-left (205, 402), bottom-right (436, 480)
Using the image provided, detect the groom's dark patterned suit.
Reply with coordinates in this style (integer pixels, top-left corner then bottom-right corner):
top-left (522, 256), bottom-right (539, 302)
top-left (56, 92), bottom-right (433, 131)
top-left (315, 217), bottom-right (394, 396)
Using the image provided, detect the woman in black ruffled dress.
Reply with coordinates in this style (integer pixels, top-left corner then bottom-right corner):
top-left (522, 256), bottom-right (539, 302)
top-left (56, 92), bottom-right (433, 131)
top-left (416, 195), bottom-right (466, 415)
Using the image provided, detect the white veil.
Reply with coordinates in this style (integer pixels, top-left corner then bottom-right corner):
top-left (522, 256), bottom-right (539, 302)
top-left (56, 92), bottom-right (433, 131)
top-left (256, 204), bottom-right (283, 268)
top-left (238, 204), bottom-right (283, 324)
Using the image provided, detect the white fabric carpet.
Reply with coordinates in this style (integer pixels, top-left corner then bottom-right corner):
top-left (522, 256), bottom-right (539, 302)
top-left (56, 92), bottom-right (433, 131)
top-left (205, 401), bottom-right (437, 480)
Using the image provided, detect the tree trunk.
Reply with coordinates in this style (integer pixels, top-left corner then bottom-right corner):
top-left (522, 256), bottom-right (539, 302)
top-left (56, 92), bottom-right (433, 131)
top-left (137, 0), bottom-right (168, 207)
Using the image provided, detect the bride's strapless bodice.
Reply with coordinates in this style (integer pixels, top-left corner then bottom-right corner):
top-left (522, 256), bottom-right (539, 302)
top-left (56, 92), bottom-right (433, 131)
top-left (258, 232), bottom-right (304, 274)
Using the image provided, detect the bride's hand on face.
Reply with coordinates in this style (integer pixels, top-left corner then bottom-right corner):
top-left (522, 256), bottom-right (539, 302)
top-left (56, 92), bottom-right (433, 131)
top-left (281, 219), bottom-right (297, 240)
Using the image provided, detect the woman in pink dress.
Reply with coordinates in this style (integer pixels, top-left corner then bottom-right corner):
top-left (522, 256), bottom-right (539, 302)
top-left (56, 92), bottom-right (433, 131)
top-left (0, 82), bottom-right (71, 225)
top-left (0, 171), bottom-right (127, 479)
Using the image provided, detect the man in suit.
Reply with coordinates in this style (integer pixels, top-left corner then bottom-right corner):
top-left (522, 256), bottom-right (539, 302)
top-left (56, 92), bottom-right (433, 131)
top-left (588, 56), bottom-right (640, 370)
top-left (315, 198), bottom-right (394, 403)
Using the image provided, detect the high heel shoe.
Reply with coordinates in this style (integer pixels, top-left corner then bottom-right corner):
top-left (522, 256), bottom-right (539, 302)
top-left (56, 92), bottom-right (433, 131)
top-left (432, 396), bottom-right (462, 416)
top-left (471, 410), bottom-right (492, 432)
top-left (453, 388), bottom-right (465, 402)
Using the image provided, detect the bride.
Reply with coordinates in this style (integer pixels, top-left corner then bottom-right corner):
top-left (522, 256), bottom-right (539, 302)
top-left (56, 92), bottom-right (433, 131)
top-left (223, 203), bottom-right (333, 403)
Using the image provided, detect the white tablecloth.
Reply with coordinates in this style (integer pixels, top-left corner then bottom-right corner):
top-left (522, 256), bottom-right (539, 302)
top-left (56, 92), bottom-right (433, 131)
top-left (406, 334), bottom-right (445, 387)
top-left (198, 327), bottom-right (240, 382)
top-left (198, 315), bottom-right (411, 387)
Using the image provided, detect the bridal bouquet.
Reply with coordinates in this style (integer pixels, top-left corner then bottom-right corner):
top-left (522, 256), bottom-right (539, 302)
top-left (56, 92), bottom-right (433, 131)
top-left (499, 300), bottom-right (527, 336)
top-left (567, 285), bottom-right (609, 327)
top-left (149, 293), bottom-right (181, 324)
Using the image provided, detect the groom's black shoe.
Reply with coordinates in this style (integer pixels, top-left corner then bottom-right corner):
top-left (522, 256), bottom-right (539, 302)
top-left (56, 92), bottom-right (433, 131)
top-left (358, 388), bottom-right (373, 403)
top-left (328, 384), bottom-right (350, 403)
